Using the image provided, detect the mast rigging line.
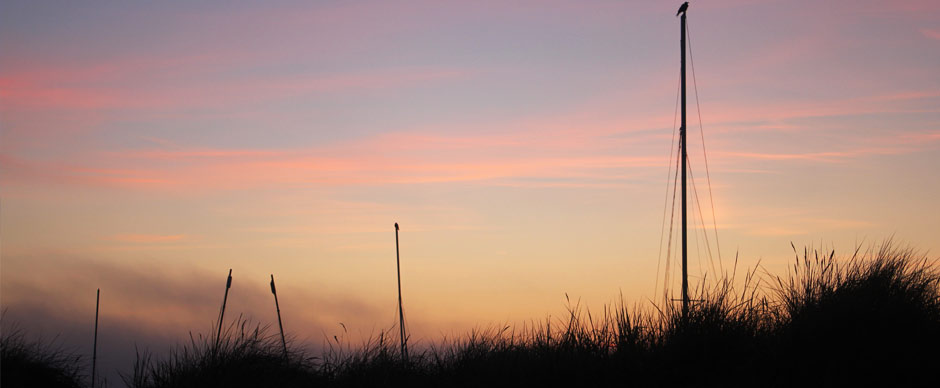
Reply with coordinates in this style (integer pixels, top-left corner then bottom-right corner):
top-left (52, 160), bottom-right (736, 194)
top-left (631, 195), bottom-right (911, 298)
top-left (687, 157), bottom-right (718, 279)
top-left (686, 19), bottom-right (723, 273)
top-left (663, 145), bottom-right (682, 304)
top-left (654, 77), bottom-right (683, 301)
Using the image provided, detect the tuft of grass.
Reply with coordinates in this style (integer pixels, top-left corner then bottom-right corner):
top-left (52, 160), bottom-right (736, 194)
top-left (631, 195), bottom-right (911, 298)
top-left (318, 328), bottom-right (415, 386)
top-left (771, 241), bottom-right (940, 385)
top-left (124, 316), bottom-right (323, 388)
top-left (1, 324), bottom-right (86, 388)
top-left (655, 268), bottom-right (773, 385)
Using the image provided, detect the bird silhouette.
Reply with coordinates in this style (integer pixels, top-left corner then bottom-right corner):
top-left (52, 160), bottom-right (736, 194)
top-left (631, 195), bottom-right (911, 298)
top-left (395, 222), bottom-right (399, 231)
top-left (677, 2), bottom-right (688, 16)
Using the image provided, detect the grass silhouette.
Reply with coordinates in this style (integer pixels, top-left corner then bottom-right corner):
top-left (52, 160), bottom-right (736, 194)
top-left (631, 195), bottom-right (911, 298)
top-left (123, 316), bottom-right (323, 388)
top-left (1, 324), bottom-right (86, 388)
top-left (7, 241), bottom-right (939, 386)
top-left (770, 242), bottom-right (940, 385)
top-left (127, 241), bottom-right (939, 386)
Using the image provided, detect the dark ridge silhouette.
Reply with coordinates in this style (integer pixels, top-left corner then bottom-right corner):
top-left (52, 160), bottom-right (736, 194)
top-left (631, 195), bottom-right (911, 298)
top-left (108, 240), bottom-right (938, 387)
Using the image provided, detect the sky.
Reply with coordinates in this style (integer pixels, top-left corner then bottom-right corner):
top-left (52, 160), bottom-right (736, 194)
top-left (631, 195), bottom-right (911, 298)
top-left (2, 0), bottom-right (939, 383)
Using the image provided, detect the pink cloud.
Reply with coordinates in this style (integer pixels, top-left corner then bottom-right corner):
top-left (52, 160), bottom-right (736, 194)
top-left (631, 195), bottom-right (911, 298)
top-left (717, 151), bottom-right (856, 162)
top-left (0, 1), bottom-right (489, 115)
top-left (715, 141), bottom-right (933, 164)
top-left (690, 89), bottom-right (940, 134)
top-left (0, 117), bottom-right (665, 192)
top-left (0, 67), bottom-right (469, 112)
top-left (4, 80), bottom-right (938, 193)
top-left (921, 28), bottom-right (940, 41)
top-left (108, 234), bottom-right (187, 243)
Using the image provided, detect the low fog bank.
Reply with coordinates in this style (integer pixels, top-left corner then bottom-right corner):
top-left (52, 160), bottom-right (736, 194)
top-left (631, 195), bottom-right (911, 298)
top-left (2, 254), bottom-right (391, 386)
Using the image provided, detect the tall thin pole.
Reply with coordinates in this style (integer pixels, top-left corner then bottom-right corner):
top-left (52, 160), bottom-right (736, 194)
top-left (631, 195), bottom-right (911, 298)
top-left (270, 274), bottom-right (288, 359)
top-left (680, 6), bottom-right (690, 319)
top-left (394, 222), bottom-right (408, 362)
top-left (216, 269), bottom-right (232, 349)
top-left (92, 288), bottom-right (99, 388)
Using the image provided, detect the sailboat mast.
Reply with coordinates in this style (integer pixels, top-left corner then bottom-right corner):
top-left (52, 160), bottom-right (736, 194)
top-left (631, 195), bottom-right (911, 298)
top-left (679, 5), bottom-right (689, 318)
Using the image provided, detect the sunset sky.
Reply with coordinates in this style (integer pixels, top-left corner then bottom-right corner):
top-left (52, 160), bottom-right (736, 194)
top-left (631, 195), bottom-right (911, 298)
top-left (2, 0), bottom-right (939, 381)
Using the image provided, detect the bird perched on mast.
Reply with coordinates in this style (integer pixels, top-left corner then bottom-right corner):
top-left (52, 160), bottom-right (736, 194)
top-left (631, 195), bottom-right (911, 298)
top-left (677, 2), bottom-right (688, 16)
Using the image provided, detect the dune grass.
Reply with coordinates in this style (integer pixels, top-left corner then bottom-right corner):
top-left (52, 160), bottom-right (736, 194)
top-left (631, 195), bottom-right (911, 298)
top-left (10, 241), bottom-right (939, 386)
top-left (119, 241), bottom-right (939, 386)
top-left (769, 242), bottom-right (940, 385)
top-left (123, 316), bottom-right (323, 388)
top-left (1, 324), bottom-right (86, 388)
top-left (121, 241), bottom-right (940, 387)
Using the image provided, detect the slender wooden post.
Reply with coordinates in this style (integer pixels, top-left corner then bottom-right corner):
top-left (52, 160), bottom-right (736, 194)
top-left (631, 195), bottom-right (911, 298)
top-left (92, 288), bottom-right (99, 388)
top-left (679, 4), bottom-right (690, 320)
top-left (270, 274), bottom-right (288, 359)
top-left (216, 269), bottom-right (232, 349)
top-left (394, 222), bottom-right (408, 362)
